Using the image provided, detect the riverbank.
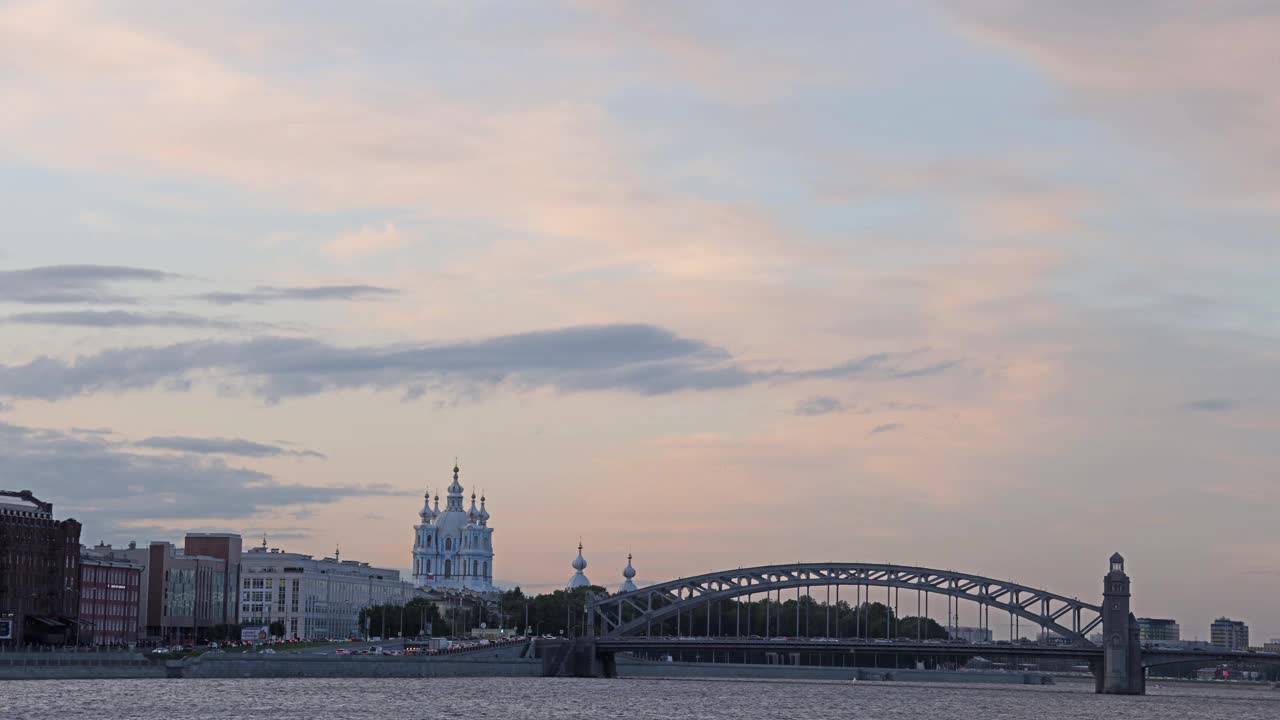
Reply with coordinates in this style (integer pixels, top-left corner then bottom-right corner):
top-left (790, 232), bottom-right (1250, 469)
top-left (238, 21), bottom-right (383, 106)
top-left (616, 656), bottom-right (1054, 685)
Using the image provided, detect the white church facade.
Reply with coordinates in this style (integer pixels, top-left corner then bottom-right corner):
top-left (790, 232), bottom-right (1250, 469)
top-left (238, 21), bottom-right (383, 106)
top-left (411, 464), bottom-right (496, 593)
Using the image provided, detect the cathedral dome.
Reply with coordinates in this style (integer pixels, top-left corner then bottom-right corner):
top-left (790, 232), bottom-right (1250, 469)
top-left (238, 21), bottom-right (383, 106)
top-left (619, 553), bottom-right (637, 593)
top-left (567, 541), bottom-right (591, 589)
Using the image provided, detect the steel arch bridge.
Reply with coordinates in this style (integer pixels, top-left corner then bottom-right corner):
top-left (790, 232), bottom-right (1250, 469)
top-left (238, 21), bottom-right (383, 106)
top-left (588, 562), bottom-right (1102, 644)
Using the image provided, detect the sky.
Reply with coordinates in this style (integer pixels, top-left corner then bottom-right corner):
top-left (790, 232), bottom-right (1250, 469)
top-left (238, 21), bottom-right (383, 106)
top-left (1, 1), bottom-right (1277, 641)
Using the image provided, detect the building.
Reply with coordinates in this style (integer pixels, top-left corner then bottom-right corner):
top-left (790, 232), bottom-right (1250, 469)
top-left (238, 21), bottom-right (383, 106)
top-left (1211, 617), bottom-right (1249, 649)
top-left (241, 541), bottom-right (415, 640)
top-left (953, 626), bottom-right (993, 643)
top-left (78, 544), bottom-right (143, 646)
top-left (0, 490), bottom-right (82, 645)
top-left (1137, 618), bottom-right (1180, 644)
top-left (142, 540), bottom-right (237, 644)
top-left (183, 533), bottom-right (243, 628)
top-left (411, 464), bottom-right (496, 593)
top-left (619, 553), bottom-right (637, 593)
top-left (77, 533), bottom-right (241, 645)
top-left (567, 541), bottom-right (590, 589)
top-left (1264, 639), bottom-right (1280, 652)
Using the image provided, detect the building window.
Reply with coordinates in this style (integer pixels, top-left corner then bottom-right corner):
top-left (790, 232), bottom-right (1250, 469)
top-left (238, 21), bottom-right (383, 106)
top-left (444, 559), bottom-right (451, 578)
top-left (482, 561), bottom-right (488, 578)
top-left (445, 537), bottom-right (452, 551)
top-left (426, 535), bottom-right (432, 547)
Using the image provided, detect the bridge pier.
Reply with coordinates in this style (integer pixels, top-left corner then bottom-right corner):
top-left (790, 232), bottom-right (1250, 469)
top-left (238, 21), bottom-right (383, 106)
top-left (543, 640), bottom-right (616, 678)
top-left (1097, 553), bottom-right (1145, 695)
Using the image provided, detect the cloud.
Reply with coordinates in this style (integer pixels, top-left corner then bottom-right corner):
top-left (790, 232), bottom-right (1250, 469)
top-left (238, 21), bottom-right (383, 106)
top-left (193, 284), bottom-right (398, 305)
top-left (0, 264), bottom-right (177, 304)
top-left (943, 2), bottom-right (1280, 202)
top-left (136, 435), bottom-right (324, 459)
top-left (4, 309), bottom-right (239, 329)
top-left (1180, 399), bottom-right (1236, 413)
top-left (794, 396), bottom-right (844, 416)
top-left (0, 421), bottom-right (396, 538)
top-left (239, 527), bottom-right (314, 543)
top-left (324, 222), bottom-right (405, 259)
top-left (870, 423), bottom-right (902, 435)
top-left (0, 323), bottom-right (956, 403)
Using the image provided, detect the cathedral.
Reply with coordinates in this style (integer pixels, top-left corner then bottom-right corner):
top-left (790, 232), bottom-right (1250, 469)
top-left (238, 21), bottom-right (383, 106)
top-left (411, 464), bottom-right (496, 593)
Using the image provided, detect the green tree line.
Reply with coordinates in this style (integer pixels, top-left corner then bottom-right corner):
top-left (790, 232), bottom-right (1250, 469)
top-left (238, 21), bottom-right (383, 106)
top-left (356, 598), bottom-right (445, 638)
top-left (495, 586), bottom-right (950, 640)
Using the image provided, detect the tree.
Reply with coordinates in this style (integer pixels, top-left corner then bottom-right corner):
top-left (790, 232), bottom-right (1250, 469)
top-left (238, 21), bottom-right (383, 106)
top-left (499, 586), bottom-right (527, 630)
top-left (358, 600), bottom-right (445, 639)
top-left (269, 621), bottom-right (286, 638)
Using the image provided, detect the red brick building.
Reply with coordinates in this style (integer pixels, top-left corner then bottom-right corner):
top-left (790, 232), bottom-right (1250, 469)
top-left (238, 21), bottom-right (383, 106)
top-left (0, 490), bottom-right (82, 645)
top-left (78, 545), bottom-right (143, 646)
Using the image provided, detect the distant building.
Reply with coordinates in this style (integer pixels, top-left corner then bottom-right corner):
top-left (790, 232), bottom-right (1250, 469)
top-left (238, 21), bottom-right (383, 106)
top-left (0, 490), bottom-right (82, 645)
top-left (953, 626), bottom-right (993, 643)
top-left (1264, 639), bottom-right (1280, 651)
top-left (1137, 617), bottom-right (1180, 644)
top-left (79, 544), bottom-right (143, 645)
top-left (411, 464), bottom-right (496, 593)
top-left (1210, 617), bottom-right (1249, 649)
top-left (78, 533), bottom-right (241, 645)
top-left (183, 533), bottom-right (243, 628)
top-left (241, 541), bottom-right (415, 640)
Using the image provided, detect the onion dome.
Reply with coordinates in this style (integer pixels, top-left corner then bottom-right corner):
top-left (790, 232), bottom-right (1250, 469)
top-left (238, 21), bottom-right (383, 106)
top-left (567, 541), bottom-right (591, 589)
top-left (419, 488), bottom-right (433, 521)
top-left (479, 493), bottom-right (490, 526)
top-left (619, 553), bottom-right (637, 593)
top-left (468, 492), bottom-right (480, 524)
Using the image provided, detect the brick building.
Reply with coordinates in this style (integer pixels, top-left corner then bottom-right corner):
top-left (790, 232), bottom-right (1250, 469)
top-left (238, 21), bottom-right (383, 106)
top-left (0, 490), bottom-right (82, 645)
top-left (78, 544), bottom-right (143, 645)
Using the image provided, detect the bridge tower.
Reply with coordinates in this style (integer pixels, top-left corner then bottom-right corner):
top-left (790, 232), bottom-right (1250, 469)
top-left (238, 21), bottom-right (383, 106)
top-left (1098, 553), bottom-right (1144, 695)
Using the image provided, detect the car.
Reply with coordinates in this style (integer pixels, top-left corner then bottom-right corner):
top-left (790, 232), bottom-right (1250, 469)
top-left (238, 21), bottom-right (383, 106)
top-left (151, 647), bottom-right (170, 655)
top-left (258, 648), bottom-right (276, 654)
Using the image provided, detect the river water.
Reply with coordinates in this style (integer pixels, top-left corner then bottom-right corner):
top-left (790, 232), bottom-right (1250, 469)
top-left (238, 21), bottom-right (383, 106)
top-left (2, 677), bottom-right (1276, 719)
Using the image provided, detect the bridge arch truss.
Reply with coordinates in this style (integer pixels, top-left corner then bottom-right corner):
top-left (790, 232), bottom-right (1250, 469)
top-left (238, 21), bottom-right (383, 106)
top-left (589, 563), bottom-right (1102, 644)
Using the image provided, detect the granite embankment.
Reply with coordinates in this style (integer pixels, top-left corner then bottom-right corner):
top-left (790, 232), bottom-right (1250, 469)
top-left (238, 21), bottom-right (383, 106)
top-left (0, 641), bottom-right (538, 680)
top-left (1, 643), bottom-right (1050, 685)
top-left (0, 649), bottom-right (166, 680)
top-left (616, 656), bottom-right (1055, 685)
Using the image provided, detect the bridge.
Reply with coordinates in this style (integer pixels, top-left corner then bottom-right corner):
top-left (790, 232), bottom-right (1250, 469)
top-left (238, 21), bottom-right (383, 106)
top-left (571, 554), bottom-right (1278, 694)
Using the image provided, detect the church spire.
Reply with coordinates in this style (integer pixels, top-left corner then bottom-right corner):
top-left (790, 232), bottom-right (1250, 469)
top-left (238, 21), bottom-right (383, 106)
top-left (446, 461), bottom-right (465, 511)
